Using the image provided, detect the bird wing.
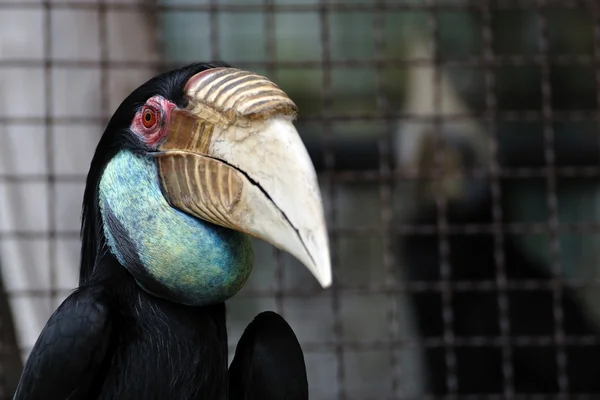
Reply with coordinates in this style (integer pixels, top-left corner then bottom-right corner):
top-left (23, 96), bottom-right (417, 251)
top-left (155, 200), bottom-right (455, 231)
top-left (13, 288), bottom-right (113, 400)
top-left (229, 311), bottom-right (308, 400)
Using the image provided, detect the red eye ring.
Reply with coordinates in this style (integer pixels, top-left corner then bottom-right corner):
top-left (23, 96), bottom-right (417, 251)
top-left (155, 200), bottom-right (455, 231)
top-left (141, 106), bottom-right (158, 130)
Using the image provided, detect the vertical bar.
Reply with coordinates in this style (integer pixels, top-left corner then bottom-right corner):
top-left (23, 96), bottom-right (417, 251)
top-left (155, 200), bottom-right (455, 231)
top-left (209, 0), bottom-right (220, 61)
top-left (98, 0), bottom-right (109, 123)
top-left (0, 275), bottom-right (4, 400)
top-left (149, 0), bottom-right (162, 73)
top-left (593, 0), bottom-right (600, 285)
top-left (372, 0), bottom-right (400, 397)
top-left (0, 264), bottom-right (23, 398)
top-left (428, 0), bottom-right (457, 394)
top-left (43, 0), bottom-right (57, 322)
top-left (319, 0), bottom-right (345, 399)
top-left (262, 0), bottom-right (285, 316)
top-left (593, 0), bottom-right (600, 166)
top-left (536, 0), bottom-right (568, 396)
top-left (481, 2), bottom-right (514, 399)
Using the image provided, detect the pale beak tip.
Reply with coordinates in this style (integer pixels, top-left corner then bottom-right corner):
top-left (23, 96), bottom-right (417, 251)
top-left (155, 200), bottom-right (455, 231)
top-left (311, 247), bottom-right (332, 289)
top-left (317, 270), bottom-right (332, 289)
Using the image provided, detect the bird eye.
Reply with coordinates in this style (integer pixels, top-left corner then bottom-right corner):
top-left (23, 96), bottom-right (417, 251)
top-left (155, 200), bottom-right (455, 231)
top-left (141, 106), bottom-right (158, 130)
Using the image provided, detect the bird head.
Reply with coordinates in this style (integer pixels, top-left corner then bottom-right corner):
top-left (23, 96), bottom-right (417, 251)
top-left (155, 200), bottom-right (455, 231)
top-left (80, 62), bottom-right (331, 306)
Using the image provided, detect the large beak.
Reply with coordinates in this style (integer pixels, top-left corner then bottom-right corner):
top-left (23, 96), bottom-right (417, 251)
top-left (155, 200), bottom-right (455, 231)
top-left (156, 67), bottom-right (331, 288)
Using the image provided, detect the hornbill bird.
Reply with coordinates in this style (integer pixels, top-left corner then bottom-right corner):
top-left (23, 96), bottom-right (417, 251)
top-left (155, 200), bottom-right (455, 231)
top-left (13, 62), bottom-right (331, 399)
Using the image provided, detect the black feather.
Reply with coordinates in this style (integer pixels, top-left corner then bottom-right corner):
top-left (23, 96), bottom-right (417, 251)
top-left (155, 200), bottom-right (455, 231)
top-left (13, 281), bottom-right (114, 399)
top-left (229, 311), bottom-right (309, 400)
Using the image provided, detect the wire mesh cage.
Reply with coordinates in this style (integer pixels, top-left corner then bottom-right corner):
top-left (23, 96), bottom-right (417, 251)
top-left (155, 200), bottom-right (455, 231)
top-left (1, 0), bottom-right (600, 399)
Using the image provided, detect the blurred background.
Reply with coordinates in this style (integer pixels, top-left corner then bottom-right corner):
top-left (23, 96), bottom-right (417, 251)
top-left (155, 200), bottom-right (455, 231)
top-left (2, 0), bottom-right (600, 398)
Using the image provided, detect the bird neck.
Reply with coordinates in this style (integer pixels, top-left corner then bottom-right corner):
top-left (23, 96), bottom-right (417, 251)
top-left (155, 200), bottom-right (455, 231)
top-left (98, 149), bottom-right (253, 306)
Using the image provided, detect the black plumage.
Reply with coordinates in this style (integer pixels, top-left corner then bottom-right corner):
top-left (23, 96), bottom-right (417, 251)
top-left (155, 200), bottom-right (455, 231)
top-left (14, 63), bottom-right (309, 400)
top-left (229, 311), bottom-right (309, 400)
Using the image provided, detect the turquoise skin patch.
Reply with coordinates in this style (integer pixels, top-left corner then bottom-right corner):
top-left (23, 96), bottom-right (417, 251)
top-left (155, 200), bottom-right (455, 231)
top-left (99, 150), bottom-right (253, 306)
